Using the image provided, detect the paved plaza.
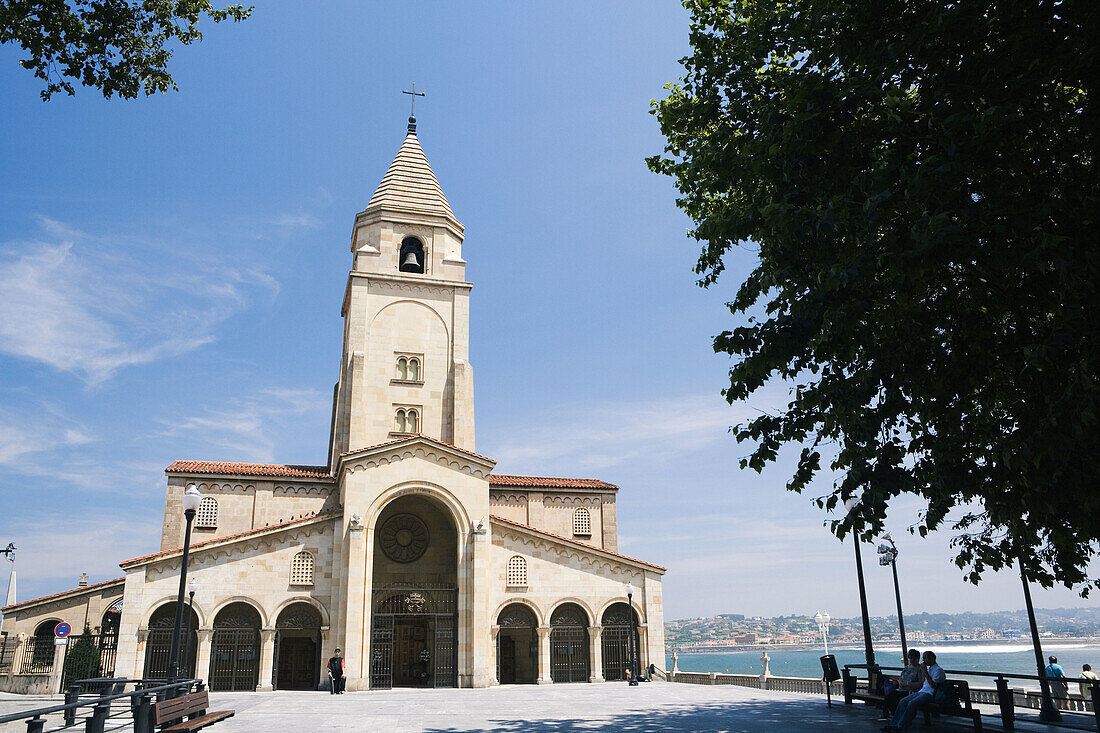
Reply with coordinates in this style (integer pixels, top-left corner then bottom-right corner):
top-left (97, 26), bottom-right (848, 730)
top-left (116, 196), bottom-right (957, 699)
top-left (4, 681), bottom-right (1095, 732)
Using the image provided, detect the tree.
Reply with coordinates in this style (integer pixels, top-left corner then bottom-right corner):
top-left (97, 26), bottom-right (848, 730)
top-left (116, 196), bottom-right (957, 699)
top-left (648, 0), bottom-right (1100, 592)
top-left (1, 0), bottom-right (252, 100)
top-left (61, 625), bottom-right (100, 686)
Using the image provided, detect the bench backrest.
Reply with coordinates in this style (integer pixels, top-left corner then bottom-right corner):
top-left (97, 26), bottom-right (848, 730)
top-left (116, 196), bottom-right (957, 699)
top-left (154, 690), bottom-right (209, 725)
top-left (942, 679), bottom-right (972, 710)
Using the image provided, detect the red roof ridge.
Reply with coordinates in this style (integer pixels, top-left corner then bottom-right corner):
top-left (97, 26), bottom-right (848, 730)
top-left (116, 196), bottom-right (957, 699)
top-left (120, 508), bottom-right (342, 567)
top-left (488, 474), bottom-right (618, 490)
top-left (488, 514), bottom-right (665, 571)
top-left (340, 435), bottom-right (495, 464)
top-left (166, 460), bottom-right (333, 479)
top-left (2, 577), bottom-right (125, 613)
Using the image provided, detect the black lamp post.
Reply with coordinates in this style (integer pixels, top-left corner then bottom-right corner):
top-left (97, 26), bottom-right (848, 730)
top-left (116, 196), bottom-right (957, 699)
top-left (877, 533), bottom-right (908, 663)
top-left (1020, 561), bottom-right (1061, 722)
top-left (180, 578), bottom-right (197, 679)
top-left (844, 497), bottom-right (877, 671)
top-left (168, 485), bottom-right (201, 683)
top-left (626, 581), bottom-right (639, 686)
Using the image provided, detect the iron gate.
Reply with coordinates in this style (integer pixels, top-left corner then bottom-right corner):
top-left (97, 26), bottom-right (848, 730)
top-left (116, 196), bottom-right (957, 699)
top-left (369, 585), bottom-right (457, 689)
top-left (550, 627), bottom-right (589, 682)
top-left (209, 628), bottom-right (259, 691)
top-left (601, 626), bottom-right (637, 681)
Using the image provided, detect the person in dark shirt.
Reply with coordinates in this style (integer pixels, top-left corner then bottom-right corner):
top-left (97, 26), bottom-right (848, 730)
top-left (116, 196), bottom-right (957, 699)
top-left (328, 648), bottom-right (346, 694)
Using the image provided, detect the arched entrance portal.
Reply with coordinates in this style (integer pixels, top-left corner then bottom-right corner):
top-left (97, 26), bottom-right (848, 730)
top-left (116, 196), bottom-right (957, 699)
top-left (549, 604), bottom-right (590, 683)
top-left (273, 603), bottom-right (322, 690)
top-left (144, 603), bottom-right (198, 679)
top-left (209, 603), bottom-right (260, 691)
top-left (600, 602), bottom-right (640, 681)
top-left (496, 604), bottom-right (537, 684)
top-left (369, 494), bottom-right (458, 689)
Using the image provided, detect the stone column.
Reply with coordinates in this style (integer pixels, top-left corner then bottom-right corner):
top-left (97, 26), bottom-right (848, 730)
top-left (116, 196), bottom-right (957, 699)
top-left (490, 626), bottom-right (500, 685)
top-left (468, 524), bottom-right (493, 688)
top-left (256, 628), bottom-right (276, 692)
top-left (536, 627), bottom-right (552, 684)
top-left (637, 625), bottom-right (649, 669)
top-left (343, 517), bottom-right (368, 691)
top-left (48, 639), bottom-right (65, 694)
top-left (194, 629), bottom-right (213, 686)
top-left (588, 626), bottom-right (604, 682)
top-left (9, 634), bottom-right (26, 678)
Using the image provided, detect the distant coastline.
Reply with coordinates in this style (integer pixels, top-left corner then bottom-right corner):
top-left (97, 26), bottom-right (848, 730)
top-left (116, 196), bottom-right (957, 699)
top-left (672, 636), bottom-right (1100, 655)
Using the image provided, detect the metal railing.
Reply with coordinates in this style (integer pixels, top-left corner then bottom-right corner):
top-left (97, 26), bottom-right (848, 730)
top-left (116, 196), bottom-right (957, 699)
top-left (19, 638), bottom-right (56, 674)
top-left (0, 677), bottom-right (202, 733)
top-left (844, 663), bottom-right (1100, 732)
top-left (668, 669), bottom-right (844, 695)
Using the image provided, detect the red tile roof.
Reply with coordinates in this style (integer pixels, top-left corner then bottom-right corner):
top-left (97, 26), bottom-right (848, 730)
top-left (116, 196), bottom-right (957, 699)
top-left (341, 435), bottom-right (496, 465)
top-left (120, 509), bottom-right (342, 567)
top-left (489, 474), bottom-right (618, 490)
top-left (1, 577), bottom-right (125, 613)
top-left (165, 461), bottom-right (333, 479)
top-left (489, 514), bottom-right (666, 571)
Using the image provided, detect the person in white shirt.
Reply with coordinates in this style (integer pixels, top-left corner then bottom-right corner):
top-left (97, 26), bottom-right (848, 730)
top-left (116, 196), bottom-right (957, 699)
top-left (884, 650), bottom-right (945, 732)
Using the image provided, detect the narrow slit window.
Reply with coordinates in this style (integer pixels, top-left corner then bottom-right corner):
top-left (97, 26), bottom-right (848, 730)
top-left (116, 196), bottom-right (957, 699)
top-left (397, 356), bottom-right (408, 380)
top-left (408, 409), bottom-right (419, 433)
top-left (506, 555), bottom-right (527, 587)
top-left (395, 409), bottom-right (407, 433)
top-left (408, 358), bottom-right (420, 381)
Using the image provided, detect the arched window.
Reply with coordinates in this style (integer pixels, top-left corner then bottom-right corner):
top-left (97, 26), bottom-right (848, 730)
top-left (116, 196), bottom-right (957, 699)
top-left (407, 409), bottom-right (419, 433)
top-left (290, 551), bottom-right (314, 586)
top-left (397, 356), bottom-right (408, 380)
top-left (572, 507), bottom-right (592, 537)
top-left (196, 496), bottom-right (218, 528)
top-left (395, 409), bottom-right (407, 433)
top-left (399, 236), bottom-right (425, 274)
top-left (407, 357), bottom-right (420, 381)
top-left (506, 556), bottom-right (527, 587)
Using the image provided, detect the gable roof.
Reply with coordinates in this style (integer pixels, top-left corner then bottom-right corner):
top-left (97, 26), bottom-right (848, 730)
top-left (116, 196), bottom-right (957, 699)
top-left (1, 577), bottom-right (124, 613)
top-left (489, 514), bottom-right (665, 572)
top-left (119, 509), bottom-right (342, 568)
top-left (166, 461), bottom-right (333, 480)
top-left (364, 129), bottom-right (461, 229)
top-left (489, 474), bottom-right (618, 490)
top-left (340, 435), bottom-right (496, 467)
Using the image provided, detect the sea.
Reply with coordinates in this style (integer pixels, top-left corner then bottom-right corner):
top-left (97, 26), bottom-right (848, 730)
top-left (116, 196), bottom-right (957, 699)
top-left (667, 642), bottom-right (1100, 691)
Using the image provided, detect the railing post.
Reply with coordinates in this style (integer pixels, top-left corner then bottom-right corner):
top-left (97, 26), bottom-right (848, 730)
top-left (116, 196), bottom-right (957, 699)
top-left (85, 700), bottom-right (109, 733)
top-left (25, 716), bottom-right (45, 733)
top-left (996, 677), bottom-right (1015, 730)
top-left (1090, 679), bottom-right (1100, 733)
top-left (132, 691), bottom-right (153, 733)
top-left (64, 685), bottom-right (79, 726)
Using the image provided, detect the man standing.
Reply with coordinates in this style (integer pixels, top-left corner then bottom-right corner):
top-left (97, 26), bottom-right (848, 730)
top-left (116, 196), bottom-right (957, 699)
top-left (883, 650), bottom-right (945, 732)
top-left (1046, 656), bottom-right (1068, 709)
top-left (1079, 664), bottom-right (1098, 703)
top-left (328, 648), bottom-right (346, 694)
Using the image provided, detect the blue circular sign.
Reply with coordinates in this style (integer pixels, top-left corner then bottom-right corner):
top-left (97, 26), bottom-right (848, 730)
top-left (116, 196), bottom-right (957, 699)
top-left (54, 622), bottom-right (71, 638)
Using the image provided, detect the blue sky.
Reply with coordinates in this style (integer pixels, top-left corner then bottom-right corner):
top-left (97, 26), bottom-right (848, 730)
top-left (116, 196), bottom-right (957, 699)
top-left (1, 1), bottom-right (1095, 623)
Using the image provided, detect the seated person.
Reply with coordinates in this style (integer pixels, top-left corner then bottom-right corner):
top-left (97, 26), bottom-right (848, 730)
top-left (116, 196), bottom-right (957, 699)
top-left (884, 649), bottom-right (923, 717)
top-left (883, 650), bottom-right (944, 732)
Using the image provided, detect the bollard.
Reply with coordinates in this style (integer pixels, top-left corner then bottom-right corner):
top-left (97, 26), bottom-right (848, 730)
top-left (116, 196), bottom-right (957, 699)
top-left (996, 677), bottom-right (1015, 730)
top-left (133, 693), bottom-right (153, 733)
top-left (25, 715), bottom-right (45, 733)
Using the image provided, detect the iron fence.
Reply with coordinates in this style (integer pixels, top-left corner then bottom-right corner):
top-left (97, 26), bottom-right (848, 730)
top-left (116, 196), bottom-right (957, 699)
top-left (20, 637), bottom-right (56, 674)
top-left (0, 634), bottom-right (14, 673)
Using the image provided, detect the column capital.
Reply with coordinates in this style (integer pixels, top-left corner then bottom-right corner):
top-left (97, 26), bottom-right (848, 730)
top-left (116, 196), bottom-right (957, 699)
top-left (536, 625), bottom-right (551, 638)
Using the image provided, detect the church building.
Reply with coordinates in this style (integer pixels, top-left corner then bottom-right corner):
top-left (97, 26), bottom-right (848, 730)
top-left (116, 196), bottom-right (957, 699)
top-left (0, 116), bottom-right (665, 693)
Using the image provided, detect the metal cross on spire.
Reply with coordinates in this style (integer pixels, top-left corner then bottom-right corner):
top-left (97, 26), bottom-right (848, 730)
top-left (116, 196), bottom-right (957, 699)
top-left (403, 82), bottom-right (426, 117)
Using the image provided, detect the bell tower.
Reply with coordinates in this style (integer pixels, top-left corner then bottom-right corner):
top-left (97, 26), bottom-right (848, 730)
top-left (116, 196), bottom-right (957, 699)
top-left (328, 115), bottom-right (475, 466)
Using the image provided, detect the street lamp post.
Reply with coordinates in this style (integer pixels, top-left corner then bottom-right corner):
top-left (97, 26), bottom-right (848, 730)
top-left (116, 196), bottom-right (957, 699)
top-left (168, 485), bottom-right (201, 684)
top-left (844, 497), bottom-right (877, 671)
top-left (626, 581), bottom-right (639, 686)
top-left (877, 533), bottom-right (908, 664)
top-left (814, 611), bottom-right (831, 656)
top-left (180, 578), bottom-right (197, 679)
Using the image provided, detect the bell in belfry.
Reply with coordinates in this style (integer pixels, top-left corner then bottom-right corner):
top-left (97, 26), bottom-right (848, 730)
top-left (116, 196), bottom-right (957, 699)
top-left (402, 251), bottom-right (420, 270)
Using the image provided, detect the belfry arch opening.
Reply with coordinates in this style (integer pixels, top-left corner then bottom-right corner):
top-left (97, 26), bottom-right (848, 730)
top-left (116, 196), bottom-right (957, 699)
top-left (399, 236), bottom-right (425, 274)
top-left (369, 494), bottom-right (458, 689)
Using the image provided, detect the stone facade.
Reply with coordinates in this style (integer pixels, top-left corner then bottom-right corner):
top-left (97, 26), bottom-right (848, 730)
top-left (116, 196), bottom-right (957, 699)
top-left (0, 118), bottom-right (665, 694)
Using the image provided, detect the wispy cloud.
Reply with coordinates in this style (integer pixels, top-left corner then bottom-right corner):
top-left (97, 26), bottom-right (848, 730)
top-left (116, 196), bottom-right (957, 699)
top-left (481, 385), bottom-right (790, 475)
top-left (0, 216), bottom-right (279, 384)
top-left (269, 212), bottom-right (323, 230)
top-left (166, 387), bottom-right (328, 463)
top-left (0, 404), bottom-right (95, 464)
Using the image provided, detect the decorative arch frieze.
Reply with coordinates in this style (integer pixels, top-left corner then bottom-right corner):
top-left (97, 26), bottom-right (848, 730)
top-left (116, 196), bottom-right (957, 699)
top-left (274, 484), bottom-right (331, 496)
top-left (543, 495), bottom-right (602, 508)
top-left (343, 446), bottom-right (492, 479)
top-left (489, 492), bottom-right (529, 507)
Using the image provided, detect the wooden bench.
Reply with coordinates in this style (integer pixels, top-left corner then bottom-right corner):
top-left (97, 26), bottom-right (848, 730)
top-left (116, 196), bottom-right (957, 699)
top-left (922, 680), bottom-right (982, 731)
top-left (153, 690), bottom-right (234, 732)
top-left (843, 668), bottom-right (887, 708)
